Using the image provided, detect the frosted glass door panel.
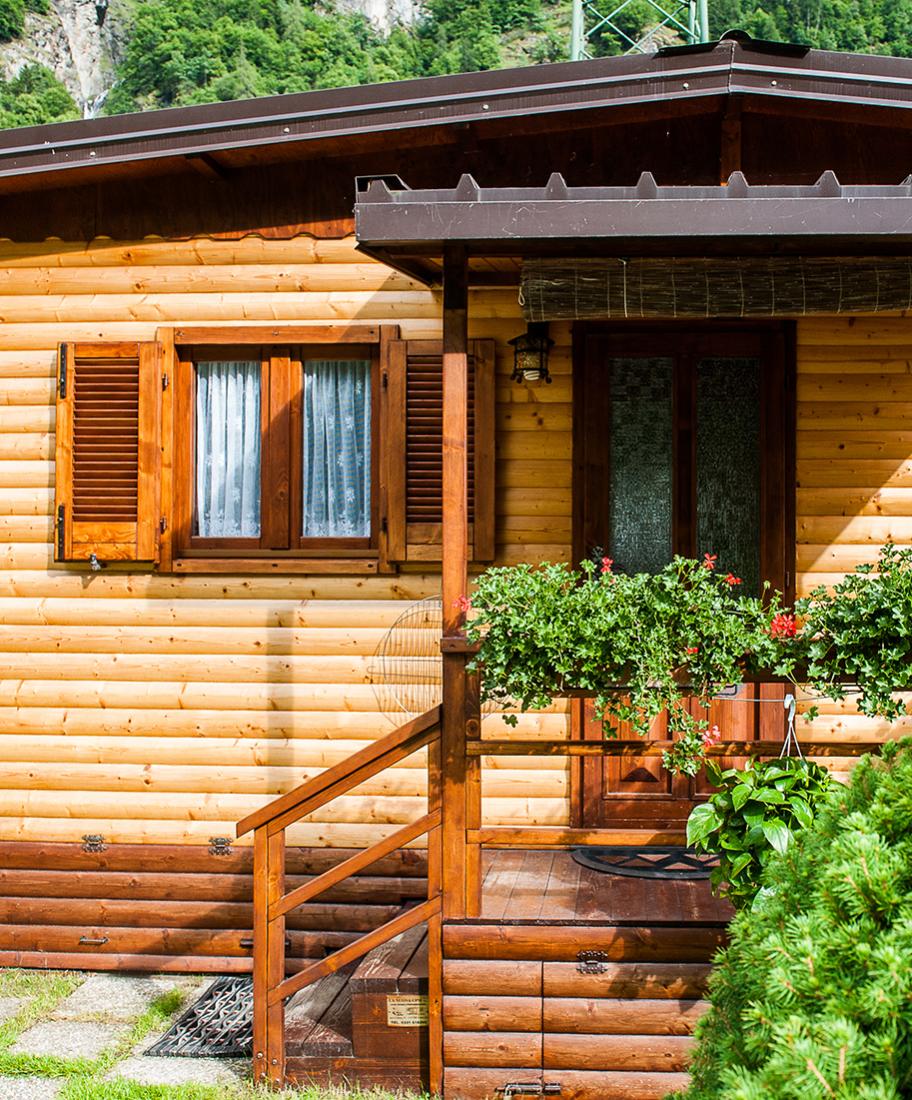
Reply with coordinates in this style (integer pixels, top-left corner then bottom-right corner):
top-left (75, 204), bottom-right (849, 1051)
top-left (608, 357), bottom-right (674, 574)
top-left (696, 358), bottom-right (761, 594)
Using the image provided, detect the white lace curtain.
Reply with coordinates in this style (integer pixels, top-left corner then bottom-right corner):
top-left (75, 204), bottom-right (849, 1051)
top-left (195, 361), bottom-right (261, 538)
top-left (302, 360), bottom-right (371, 538)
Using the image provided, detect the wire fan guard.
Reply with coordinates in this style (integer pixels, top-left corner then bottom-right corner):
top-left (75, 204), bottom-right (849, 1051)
top-left (372, 597), bottom-right (444, 720)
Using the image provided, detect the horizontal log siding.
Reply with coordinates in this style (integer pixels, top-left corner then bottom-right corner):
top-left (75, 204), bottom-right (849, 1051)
top-left (796, 315), bottom-right (912, 774)
top-left (0, 235), bottom-right (572, 857)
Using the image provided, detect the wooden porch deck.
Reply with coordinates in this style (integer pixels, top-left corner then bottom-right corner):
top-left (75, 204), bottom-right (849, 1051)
top-left (477, 849), bottom-right (732, 925)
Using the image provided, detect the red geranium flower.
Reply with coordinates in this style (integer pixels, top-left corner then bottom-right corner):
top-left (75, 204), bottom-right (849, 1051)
top-left (725, 573), bottom-right (742, 587)
top-left (686, 646), bottom-right (699, 655)
top-left (703, 553), bottom-right (717, 570)
top-left (601, 556), bottom-right (614, 575)
top-left (769, 612), bottom-right (798, 639)
top-left (454, 595), bottom-right (472, 613)
top-left (702, 723), bottom-right (722, 750)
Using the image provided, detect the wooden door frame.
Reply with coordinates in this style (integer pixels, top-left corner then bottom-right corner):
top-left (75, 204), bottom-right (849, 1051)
top-left (569, 319), bottom-right (797, 828)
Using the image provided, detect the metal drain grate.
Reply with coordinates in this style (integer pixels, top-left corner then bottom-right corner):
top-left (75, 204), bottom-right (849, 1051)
top-left (146, 976), bottom-right (252, 1057)
top-left (571, 845), bottom-right (719, 880)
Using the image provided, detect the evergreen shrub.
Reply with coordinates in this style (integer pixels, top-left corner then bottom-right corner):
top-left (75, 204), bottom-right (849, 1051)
top-left (683, 739), bottom-right (912, 1099)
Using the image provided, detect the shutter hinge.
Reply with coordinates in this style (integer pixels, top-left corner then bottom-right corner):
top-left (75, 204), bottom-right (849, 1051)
top-left (58, 345), bottom-right (67, 399)
top-left (381, 516), bottom-right (388, 534)
top-left (81, 833), bottom-right (107, 853)
top-left (56, 504), bottom-right (66, 560)
top-left (160, 516), bottom-right (168, 534)
top-left (162, 372), bottom-right (169, 390)
top-left (785, 570), bottom-right (791, 589)
top-left (209, 836), bottom-right (233, 856)
top-left (382, 371), bottom-right (388, 390)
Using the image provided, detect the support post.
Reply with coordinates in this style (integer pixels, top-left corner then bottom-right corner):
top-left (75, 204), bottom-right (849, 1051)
top-left (465, 667), bottom-right (482, 917)
top-left (266, 829), bottom-right (286, 1087)
top-left (441, 244), bottom-right (469, 922)
top-left (570, 0), bottom-right (584, 60)
top-left (252, 826), bottom-right (269, 1085)
top-left (426, 735), bottom-right (443, 1094)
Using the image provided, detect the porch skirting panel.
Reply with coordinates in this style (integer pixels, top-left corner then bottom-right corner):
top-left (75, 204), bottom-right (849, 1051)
top-left (521, 256), bottom-right (912, 322)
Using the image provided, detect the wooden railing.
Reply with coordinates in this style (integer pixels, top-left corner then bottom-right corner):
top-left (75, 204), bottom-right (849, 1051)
top-left (235, 704), bottom-right (443, 1089)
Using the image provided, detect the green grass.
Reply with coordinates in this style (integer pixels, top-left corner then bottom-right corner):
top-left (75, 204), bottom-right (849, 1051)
top-left (0, 969), bottom-right (427, 1099)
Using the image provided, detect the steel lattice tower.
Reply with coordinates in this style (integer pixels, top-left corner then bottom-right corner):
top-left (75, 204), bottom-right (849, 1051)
top-left (570, 0), bottom-right (710, 58)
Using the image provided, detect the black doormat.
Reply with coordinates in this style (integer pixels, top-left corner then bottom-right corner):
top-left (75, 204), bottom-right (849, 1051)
top-left (146, 976), bottom-right (252, 1058)
top-left (571, 845), bottom-right (719, 880)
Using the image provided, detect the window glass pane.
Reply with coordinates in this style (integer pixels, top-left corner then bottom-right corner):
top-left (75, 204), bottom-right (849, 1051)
top-left (195, 361), bottom-right (261, 538)
top-left (303, 360), bottom-right (371, 538)
top-left (696, 358), bottom-right (761, 594)
top-left (608, 357), bottom-right (674, 574)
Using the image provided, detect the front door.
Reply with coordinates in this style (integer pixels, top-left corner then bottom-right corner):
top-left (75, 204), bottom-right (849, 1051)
top-left (572, 324), bottom-right (795, 829)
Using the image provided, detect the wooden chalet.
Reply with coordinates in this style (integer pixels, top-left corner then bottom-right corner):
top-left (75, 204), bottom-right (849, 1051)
top-left (1, 29), bottom-right (912, 1097)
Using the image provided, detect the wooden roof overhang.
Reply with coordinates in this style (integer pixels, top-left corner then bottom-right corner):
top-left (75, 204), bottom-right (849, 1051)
top-left (2, 34), bottom-right (912, 195)
top-left (354, 172), bottom-right (912, 285)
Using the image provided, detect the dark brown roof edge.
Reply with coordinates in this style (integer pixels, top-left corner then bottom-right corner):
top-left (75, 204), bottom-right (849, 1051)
top-left (2, 36), bottom-right (912, 185)
top-left (354, 172), bottom-right (912, 282)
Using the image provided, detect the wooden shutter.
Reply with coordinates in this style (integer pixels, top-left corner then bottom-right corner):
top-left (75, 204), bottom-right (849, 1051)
top-left (382, 338), bottom-right (494, 563)
top-left (54, 341), bottom-right (162, 563)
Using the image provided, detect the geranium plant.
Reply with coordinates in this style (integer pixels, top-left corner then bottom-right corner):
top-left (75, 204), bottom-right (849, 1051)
top-left (797, 542), bottom-right (912, 723)
top-left (465, 554), bottom-right (792, 776)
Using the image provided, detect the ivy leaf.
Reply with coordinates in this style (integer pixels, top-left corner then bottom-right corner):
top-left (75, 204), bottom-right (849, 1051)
top-left (761, 817), bottom-right (792, 854)
top-left (687, 803), bottom-right (723, 847)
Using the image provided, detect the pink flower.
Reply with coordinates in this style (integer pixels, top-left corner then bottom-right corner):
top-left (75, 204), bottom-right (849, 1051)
top-left (454, 595), bottom-right (472, 613)
top-left (725, 573), bottom-right (742, 587)
top-left (701, 724), bottom-right (722, 750)
top-left (601, 556), bottom-right (614, 575)
top-left (770, 612), bottom-right (798, 640)
top-left (703, 553), bottom-right (717, 570)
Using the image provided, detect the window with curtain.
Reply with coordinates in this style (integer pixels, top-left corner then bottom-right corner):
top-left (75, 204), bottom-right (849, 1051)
top-left (194, 360), bottom-right (261, 538)
top-left (302, 360), bottom-right (372, 539)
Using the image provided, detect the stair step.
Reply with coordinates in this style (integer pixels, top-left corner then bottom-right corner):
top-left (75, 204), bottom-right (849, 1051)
top-left (285, 962), bottom-right (355, 1058)
top-left (351, 921), bottom-right (427, 994)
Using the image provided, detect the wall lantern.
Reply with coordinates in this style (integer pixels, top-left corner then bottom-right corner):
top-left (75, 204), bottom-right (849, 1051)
top-left (509, 321), bottom-right (554, 384)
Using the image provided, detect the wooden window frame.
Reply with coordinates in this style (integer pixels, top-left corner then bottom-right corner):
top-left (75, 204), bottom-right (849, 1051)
top-left (161, 325), bottom-right (394, 574)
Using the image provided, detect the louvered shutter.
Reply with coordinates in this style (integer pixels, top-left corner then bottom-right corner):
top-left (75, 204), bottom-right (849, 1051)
top-left (54, 342), bottom-right (162, 563)
top-left (382, 338), bottom-right (494, 563)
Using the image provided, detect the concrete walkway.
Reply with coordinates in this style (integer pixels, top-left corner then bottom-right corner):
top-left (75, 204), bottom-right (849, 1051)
top-left (0, 970), bottom-right (248, 1097)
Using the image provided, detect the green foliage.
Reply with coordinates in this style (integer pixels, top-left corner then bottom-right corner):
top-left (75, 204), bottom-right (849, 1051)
top-left (466, 554), bottom-right (789, 775)
top-left (798, 543), bottom-right (912, 724)
top-left (0, 0), bottom-right (24, 42)
top-left (687, 756), bottom-right (834, 908)
top-left (682, 739), bottom-right (912, 1099)
top-left (0, 65), bottom-right (79, 129)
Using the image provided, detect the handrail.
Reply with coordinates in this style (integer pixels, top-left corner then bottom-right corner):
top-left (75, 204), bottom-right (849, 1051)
top-left (270, 895), bottom-right (441, 1005)
top-left (272, 809), bottom-right (440, 920)
top-left (467, 738), bottom-right (882, 757)
top-left (237, 703), bottom-right (442, 837)
top-left (248, 705), bottom-right (443, 1089)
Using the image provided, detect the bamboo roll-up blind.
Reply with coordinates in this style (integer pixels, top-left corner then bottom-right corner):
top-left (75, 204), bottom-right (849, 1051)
top-left (521, 257), bottom-right (912, 321)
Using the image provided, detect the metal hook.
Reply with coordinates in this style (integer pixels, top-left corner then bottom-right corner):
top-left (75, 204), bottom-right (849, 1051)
top-left (89, 553), bottom-right (105, 572)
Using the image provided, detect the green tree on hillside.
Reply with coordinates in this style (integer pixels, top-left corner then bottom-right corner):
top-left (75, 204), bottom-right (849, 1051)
top-left (0, 64), bottom-right (78, 128)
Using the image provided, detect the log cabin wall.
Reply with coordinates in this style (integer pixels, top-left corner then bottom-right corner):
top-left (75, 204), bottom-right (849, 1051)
top-left (0, 228), bottom-right (909, 968)
top-left (0, 234), bottom-right (573, 970)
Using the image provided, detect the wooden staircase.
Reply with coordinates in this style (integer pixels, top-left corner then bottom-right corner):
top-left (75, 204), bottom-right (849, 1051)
top-left (235, 705), bottom-right (443, 1091)
top-left (285, 926), bottom-right (428, 1089)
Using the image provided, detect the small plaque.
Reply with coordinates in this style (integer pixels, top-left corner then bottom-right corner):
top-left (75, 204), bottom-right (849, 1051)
top-left (386, 993), bottom-right (428, 1027)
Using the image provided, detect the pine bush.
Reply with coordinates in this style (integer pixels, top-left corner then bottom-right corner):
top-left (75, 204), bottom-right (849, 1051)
top-left (682, 739), bottom-right (912, 1099)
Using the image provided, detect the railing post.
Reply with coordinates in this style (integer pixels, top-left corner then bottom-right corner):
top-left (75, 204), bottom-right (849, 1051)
top-left (266, 829), bottom-right (286, 1087)
top-left (426, 733), bottom-right (443, 1095)
top-left (465, 667), bottom-right (482, 918)
top-left (252, 825), bottom-right (269, 1085)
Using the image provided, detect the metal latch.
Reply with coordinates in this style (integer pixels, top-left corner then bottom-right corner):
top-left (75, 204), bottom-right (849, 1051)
top-left (496, 1085), bottom-right (561, 1098)
top-left (209, 836), bottom-right (233, 856)
top-left (79, 935), bottom-right (109, 946)
top-left (577, 949), bottom-right (609, 974)
top-left (81, 834), bottom-right (107, 853)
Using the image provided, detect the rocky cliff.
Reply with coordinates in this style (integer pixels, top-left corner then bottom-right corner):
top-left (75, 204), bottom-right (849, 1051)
top-left (0, 0), bottom-right (417, 117)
